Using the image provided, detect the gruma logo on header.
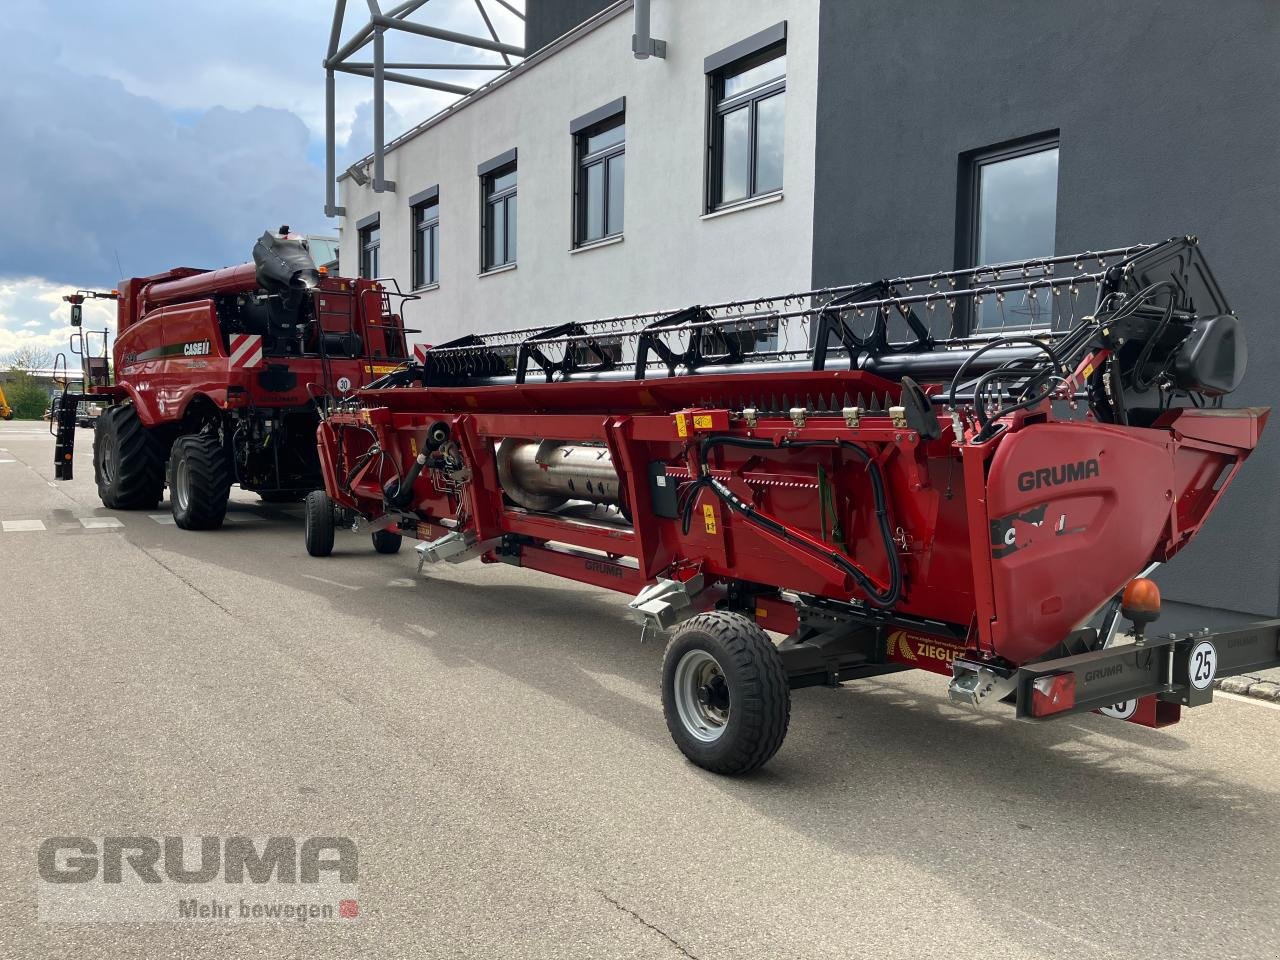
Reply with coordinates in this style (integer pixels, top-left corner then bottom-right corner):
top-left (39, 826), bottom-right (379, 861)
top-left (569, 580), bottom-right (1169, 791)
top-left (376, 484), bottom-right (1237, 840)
top-left (1017, 458), bottom-right (1100, 492)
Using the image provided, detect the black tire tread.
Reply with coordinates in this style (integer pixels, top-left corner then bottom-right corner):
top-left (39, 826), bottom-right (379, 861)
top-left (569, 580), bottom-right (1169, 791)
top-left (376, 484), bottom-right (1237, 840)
top-left (305, 490), bottom-right (336, 557)
top-left (371, 529), bottom-right (402, 554)
top-left (169, 434), bottom-right (231, 530)
top-left (94, 405), bottom-right (164, 510)
top-left (661, 611), bottom-right (790, 775)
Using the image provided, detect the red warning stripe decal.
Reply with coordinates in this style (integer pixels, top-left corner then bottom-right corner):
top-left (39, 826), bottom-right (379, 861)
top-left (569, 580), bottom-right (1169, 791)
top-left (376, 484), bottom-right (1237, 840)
top-left (228, 334), bottom-right (263, 370)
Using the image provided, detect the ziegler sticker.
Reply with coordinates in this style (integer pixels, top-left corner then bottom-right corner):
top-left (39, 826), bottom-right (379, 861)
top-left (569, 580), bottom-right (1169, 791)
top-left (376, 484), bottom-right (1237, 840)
top-left (886, 630), bottom-right (966, 672)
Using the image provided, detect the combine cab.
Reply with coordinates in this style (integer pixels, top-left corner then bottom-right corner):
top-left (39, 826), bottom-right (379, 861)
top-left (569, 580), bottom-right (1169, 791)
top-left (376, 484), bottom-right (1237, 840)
top-left (311, 236), bottom-right (1278, 773)
top-left (54, 228), bottom-right (414, 528)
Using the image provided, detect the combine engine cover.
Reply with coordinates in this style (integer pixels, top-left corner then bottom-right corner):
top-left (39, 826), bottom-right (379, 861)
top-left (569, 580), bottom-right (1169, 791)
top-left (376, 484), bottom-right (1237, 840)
top-left (312, 237), bottom-right (1278, 773)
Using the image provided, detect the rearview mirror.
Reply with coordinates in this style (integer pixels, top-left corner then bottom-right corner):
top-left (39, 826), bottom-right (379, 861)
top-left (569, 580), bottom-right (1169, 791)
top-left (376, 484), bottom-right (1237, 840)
top-left (70, 303), bottom-right (82, 327)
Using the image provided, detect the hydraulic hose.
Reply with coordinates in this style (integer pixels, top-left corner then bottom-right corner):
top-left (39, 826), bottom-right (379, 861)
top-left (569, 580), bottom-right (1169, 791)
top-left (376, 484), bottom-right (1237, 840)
top-left (691, 434), bottom-right (903, 608)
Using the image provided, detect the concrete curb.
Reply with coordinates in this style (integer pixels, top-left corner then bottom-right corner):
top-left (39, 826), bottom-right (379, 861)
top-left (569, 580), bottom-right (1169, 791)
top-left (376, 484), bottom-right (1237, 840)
top-left (1215, 676), bottom-right (1280, 703)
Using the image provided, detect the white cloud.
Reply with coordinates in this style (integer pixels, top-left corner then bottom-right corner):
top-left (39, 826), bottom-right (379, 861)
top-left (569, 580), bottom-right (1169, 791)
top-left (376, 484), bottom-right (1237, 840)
top-left (0, 277), bottom-right (116, 362)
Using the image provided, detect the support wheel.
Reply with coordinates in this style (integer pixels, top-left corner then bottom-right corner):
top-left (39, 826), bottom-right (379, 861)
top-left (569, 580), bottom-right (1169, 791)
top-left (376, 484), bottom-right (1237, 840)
top-left (93, 404), bottom-right (164, 509)
top-left (304, 490), bottom-right (336, 557)
top-left (168, 434), bottom-right (231, 530)
top-left (660, 611), bottom-right (790, 775)
top-left (372, 529), bottom-right (402, 554)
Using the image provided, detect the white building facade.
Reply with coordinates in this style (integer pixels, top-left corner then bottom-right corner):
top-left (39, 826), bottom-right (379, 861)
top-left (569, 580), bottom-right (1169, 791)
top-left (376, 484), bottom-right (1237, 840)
top-left (337, 0), bottom-right (820, 346)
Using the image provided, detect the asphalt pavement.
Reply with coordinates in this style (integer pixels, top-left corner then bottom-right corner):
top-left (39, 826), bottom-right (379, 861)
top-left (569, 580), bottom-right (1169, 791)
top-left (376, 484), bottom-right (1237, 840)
top-left (1, 419), bottom-right (1278, 959)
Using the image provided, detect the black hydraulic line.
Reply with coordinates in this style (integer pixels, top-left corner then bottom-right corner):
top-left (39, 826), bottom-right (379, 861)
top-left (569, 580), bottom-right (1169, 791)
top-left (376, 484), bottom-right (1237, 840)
top-left (693, 434), bottom-right (902, 608)
top-left (945, 336), bottom-right (1065, 410)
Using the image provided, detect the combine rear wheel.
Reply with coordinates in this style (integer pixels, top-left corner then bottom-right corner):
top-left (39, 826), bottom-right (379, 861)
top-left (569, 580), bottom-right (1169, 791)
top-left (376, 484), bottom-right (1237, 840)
top-left (168, 434), bottom-right (231, 530)
top-left (93, 404), bottom-right (164, 510)
top-left (304, 490), bottom-right (336, 557)
top-left (372, 529), bottom-right (402, 554)
top-left (660, 611), bottom-right (790, 775)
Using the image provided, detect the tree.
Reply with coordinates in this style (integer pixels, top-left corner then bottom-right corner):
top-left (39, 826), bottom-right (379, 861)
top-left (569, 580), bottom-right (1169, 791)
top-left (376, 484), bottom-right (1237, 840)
top-left (2, 346), bottom-right (56, 420)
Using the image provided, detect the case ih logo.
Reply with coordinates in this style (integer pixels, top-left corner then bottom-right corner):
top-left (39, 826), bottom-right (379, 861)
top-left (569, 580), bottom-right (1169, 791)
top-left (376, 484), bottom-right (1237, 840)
top-left (1017, 458), bottom-right (1100, 492)
top-left (183, 340), bottom-right (211, 357)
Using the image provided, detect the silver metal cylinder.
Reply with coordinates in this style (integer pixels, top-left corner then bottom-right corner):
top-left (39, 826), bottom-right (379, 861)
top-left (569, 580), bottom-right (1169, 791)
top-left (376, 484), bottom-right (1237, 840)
top-left (495, 438), bottom-right (621, 511)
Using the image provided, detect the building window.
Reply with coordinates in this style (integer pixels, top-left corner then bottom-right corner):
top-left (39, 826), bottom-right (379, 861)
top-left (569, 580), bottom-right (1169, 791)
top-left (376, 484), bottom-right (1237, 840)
top-left (571, 99), bottom-right (625, 246)
top-left (411, 188), bottom-right (439, 289)
top-left (959, 134), bottom-right (1060, 330)
top-left (706, 24), bottom-right (787, 211)
top-left (358, 218), bottom-right (380, 279)
top-left (479, 149), bottom-right (517, 272)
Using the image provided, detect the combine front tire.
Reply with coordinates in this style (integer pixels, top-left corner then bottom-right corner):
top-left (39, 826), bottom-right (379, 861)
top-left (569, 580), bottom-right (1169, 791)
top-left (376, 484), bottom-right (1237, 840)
top-left (661, 611), bottom-right (790, 775)
top-left (93, 405), bottom-right (164, 510)
top-left (304, 490), bottom-right (336, 557)
top-left (371, 529), bottom-right (402, 554)
top-left (168, 435), bottom-right (231, 530)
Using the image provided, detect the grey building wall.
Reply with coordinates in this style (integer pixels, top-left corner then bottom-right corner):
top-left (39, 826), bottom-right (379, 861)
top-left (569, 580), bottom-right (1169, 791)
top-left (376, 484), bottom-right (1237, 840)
top-left (525, 0), bottom-right (619, 52)
top-left (811, 0), bottom-right (1280, 620)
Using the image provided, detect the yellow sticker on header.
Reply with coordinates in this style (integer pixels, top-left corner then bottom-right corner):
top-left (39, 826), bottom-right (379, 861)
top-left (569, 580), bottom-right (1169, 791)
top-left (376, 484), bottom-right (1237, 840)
top-left (702, 504), bottom-right (717, 535)
top-left (675, 412), bottom-right (689, 438)
top-left (693, 414), bottom-right (713, 430)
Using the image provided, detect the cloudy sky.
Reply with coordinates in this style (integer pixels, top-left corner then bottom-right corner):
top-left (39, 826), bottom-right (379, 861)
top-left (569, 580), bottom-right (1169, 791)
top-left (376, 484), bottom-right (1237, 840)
top-left (0, 0), bottom-right (522, 361)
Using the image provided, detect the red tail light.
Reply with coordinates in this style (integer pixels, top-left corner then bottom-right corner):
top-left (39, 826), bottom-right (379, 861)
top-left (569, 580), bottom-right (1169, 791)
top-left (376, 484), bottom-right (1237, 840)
top-left (1029, 672), bottom-right (1076, 717)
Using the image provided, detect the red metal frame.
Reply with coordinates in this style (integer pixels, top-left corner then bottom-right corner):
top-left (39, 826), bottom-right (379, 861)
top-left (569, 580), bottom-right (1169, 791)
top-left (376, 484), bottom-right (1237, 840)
top-left (316, 366), bottom-right (1268, 682)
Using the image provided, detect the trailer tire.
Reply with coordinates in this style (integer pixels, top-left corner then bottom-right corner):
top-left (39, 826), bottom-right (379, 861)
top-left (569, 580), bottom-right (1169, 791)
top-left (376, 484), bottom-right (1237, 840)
top-left (371, 529), bottom-right (402, 554)
top-left (168, 434), bottom-right (231, 530)
top-left (93, 404), bottom-right (164, 510)
top-left (661, 611), bottom-right (790, 775)
top-left (304, 490), bottom-right (336, 557)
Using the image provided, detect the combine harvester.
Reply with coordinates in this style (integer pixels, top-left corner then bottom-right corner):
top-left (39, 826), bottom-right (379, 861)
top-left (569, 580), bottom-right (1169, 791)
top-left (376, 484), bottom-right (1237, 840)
top-left (53, 229), bottom-right (412, 531)
top-left (310, 236), bottom-right (1277, 773)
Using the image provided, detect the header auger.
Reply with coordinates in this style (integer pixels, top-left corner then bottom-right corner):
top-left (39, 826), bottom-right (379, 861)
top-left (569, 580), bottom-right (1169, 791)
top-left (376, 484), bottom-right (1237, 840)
top-left (310, 236), bottom-right (1277, 774)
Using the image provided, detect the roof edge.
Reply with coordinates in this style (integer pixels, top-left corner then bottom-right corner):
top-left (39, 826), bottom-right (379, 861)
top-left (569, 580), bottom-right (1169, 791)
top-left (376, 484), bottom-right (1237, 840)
top-left (338, 0), bottom-right (634, 183)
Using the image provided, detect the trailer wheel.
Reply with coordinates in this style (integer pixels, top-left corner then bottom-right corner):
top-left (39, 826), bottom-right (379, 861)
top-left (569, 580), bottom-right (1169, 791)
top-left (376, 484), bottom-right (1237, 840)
top-left (371, 529), bottom-right (402, 554)
top-left (93, 404), bottom-right (164, 510)
top-left (168, 434), bottom-right (231, 530)
top-left (660, 611), bottom-right (790, 775)
top-left (304, 490), bottom-right (336, 557)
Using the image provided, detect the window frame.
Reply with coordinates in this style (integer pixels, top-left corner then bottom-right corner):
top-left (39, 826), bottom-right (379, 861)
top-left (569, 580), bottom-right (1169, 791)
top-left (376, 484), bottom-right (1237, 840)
top-left (955, 131), bottom-right (1061, 334)
top-left (704, 23), bottom-right (788, 213)
top-left (572, 109), bottom-right (625, 247)
top-left (357, 214), bottom-right (380, 280)
top-left (478, 149), bottom-right (518, 273)
top-left (409, 186), bottom-right (440, 290)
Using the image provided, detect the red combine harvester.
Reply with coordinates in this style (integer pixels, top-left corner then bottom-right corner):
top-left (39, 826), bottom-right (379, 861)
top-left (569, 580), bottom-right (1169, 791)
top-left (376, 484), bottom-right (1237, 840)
top-left (54, 229), bottom-right (413, 529)
top-left (311, 236), bottom-right (1278, 773)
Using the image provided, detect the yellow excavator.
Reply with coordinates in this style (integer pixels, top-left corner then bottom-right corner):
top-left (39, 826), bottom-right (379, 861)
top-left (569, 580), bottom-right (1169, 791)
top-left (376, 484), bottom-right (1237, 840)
top-left (0, 384), bottom-right (14, 420)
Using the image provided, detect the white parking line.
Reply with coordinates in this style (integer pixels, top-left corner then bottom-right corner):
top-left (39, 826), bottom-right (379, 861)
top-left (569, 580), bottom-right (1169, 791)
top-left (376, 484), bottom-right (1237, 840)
top-left (0, 459), bottom-right (16, 464)
top-left (149, 514), bottom-right (176, 525)
top-left (301, 573), bottom-right (360, 592)
top-left (1, 519), bottom-right (46, 532)
top-left (79, 517), bottom-right (124, 529)
top-left (1217, 690), bottom-right (1280, 712)
top-left (225, 515), bottom-right (266, 524)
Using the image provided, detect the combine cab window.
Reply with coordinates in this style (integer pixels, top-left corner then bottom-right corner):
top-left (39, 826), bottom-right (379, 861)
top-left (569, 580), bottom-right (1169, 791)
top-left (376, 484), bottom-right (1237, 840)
top-left (960, 136), bottom-right (1060, 331)
top-left (481, 161), bottom-right (517, 272)
top-left (708, 40), bottom-right (786, 211)
top-left (413, 198), bottom-right (439, 289)
top-left (574, 113), bottom-right (624, 246)
top-left (359, 221), bottom-right (380, 279)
